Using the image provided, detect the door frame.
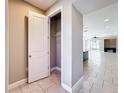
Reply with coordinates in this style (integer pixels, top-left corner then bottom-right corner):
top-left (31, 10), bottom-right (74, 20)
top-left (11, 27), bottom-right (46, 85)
top-left (48, 6), bottom-right (63, 82)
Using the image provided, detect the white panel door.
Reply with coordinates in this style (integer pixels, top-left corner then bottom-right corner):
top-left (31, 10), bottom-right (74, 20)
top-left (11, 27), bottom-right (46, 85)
top-left (28, 11), bottom-right (49, 83)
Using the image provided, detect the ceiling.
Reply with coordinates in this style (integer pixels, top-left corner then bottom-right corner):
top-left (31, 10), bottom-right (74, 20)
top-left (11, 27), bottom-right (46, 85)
top-left (24, 0), bottom-right (58, 11)
top-left (74, 0), bottom-right (117, 14)
top-left (24, 0), bottom-right (118, 39)
top-left (83, 3), bottom-right (118, 39)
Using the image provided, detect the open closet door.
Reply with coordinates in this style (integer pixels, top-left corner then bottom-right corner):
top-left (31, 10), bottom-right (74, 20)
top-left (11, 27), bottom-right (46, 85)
top-left (28, 11), bottom-right (49, 83)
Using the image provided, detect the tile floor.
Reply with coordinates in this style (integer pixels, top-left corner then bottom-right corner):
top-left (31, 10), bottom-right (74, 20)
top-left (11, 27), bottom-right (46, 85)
top-left (79, 50), bottom-right (118, 93)
top-left (9, 70), bottom-right (67, 93)
top-left (9, 50), bottom-right (118, 93)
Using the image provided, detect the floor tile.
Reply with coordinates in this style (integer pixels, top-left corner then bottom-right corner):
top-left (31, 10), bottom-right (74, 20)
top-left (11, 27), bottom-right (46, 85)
top-left (37, 78), bottom-right (55, 91)
top-left (9, 88), bottom-right (22, 93)
top-left (46, 84), bottom-right (65, 93)
top-left (80, 50), bottom-right (118, 93)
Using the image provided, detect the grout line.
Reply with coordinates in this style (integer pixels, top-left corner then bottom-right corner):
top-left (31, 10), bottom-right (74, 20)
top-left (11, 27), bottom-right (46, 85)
top-left (27, 84), bottom-right (31, 93)
top-left (112, 78), bottom-right (114, 84)
top-left (104, 70), bottom-right (106, 75)
top-left (36, 82), bottom-right (47, 93)
top-left (95, 73), bottom-right (98, 78)
top-left (89, 82), bottom-right (94, 93)
top-left (102, 80), bottom-right (104, 88)
top-left (20, 87), bottom-right (23, 93)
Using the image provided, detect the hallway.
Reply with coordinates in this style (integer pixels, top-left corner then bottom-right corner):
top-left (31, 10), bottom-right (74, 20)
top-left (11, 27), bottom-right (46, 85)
top-left (9, 50), bottom-right (118, 93)
top-left (79, 50), bottom-right (118, 93)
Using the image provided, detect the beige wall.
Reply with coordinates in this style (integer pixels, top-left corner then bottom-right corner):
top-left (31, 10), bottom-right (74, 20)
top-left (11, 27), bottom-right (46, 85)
top-left (9, 0), bottom-right (44, 84)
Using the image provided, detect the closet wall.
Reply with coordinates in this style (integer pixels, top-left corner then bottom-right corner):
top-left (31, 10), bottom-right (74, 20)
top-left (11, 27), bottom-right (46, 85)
top-left (50, 13), bottom-right (61, 69)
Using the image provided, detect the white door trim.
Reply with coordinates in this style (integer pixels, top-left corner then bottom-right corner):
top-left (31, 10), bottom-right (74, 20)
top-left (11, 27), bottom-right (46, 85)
top-left (6, 0), bottom-right (9, 92)
top-left (48, 6), bottom-right (64, 86)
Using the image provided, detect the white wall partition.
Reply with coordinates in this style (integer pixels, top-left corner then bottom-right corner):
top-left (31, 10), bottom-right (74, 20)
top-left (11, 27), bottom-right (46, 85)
top-left (72, 5), bottom-right (83, 86)
top-left (46, 0), bottom-right (83, 93)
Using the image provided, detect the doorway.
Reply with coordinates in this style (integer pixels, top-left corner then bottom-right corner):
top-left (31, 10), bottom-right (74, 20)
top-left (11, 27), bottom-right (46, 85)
top-left (28, 11), bottom-right (62, 83)
top-left (49, 12), bottom-right (62, 81)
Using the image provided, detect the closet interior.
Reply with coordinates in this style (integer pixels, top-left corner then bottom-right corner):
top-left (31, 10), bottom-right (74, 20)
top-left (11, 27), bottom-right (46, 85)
top-left (50, 13), bottom-right (61, 73)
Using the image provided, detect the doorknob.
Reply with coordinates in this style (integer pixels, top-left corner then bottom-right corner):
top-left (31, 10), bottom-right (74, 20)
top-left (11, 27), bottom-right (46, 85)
top-left (29, 55), bottom-right (32, 58)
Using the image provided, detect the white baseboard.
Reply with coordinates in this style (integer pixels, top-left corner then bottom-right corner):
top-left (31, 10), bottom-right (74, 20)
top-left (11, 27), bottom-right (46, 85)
top-left (62, 77), bottom-right (83, 93)
top-left (72, 76), bottom-right (83, 93)
top-left (51, 66), bottom-right (61, 72)
top-left (9, 78), bottom-right (27, 90)
top-left (51, 67), bottom-right (56, 72)
top-left (62, 83), bottom-right (72, 93)
top-left (56, 67), bottom-right (61, 71)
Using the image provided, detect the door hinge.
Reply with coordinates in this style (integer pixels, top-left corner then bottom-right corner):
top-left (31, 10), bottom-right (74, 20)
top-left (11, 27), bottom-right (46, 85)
top-left (48, 36), bottom-right (50, 39)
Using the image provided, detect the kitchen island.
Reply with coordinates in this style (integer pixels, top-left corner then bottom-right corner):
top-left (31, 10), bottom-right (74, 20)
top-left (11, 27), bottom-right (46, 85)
top-left (83, 51), bottom-right (88, 61)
